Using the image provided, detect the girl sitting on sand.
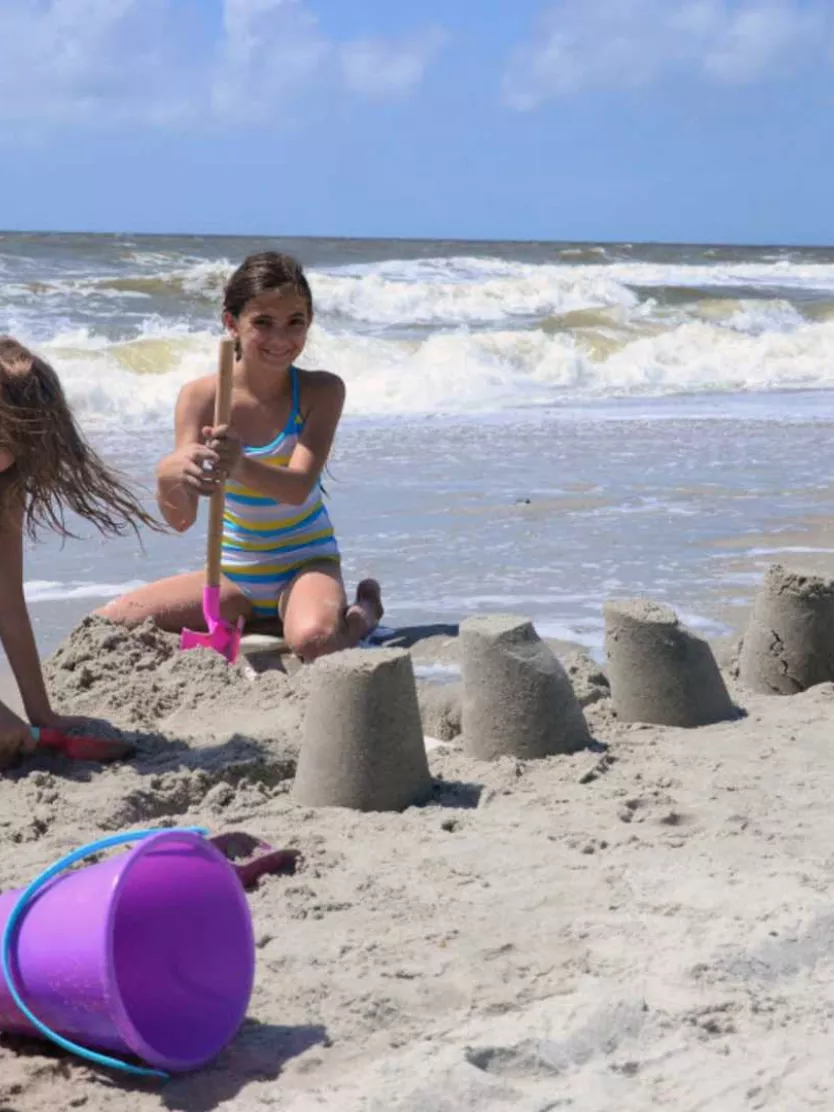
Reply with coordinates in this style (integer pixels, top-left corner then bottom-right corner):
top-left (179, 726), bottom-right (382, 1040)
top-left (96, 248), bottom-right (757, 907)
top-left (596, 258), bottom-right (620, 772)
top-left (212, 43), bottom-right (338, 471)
top-left (0, 337), bottom-right (160, 767)
top-left (100, 252), bottom-right (383, 661)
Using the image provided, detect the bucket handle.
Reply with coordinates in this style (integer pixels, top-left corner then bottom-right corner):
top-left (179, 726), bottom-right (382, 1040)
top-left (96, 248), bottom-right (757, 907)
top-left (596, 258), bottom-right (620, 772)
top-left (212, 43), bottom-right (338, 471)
top-left (1, 826), bottom-right (207, 1083)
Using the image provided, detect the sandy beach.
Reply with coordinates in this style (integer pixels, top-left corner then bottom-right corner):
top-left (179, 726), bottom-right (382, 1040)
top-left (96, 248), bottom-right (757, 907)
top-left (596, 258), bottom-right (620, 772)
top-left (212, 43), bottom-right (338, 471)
top-left (2, 602), bottom-right (834, 1112)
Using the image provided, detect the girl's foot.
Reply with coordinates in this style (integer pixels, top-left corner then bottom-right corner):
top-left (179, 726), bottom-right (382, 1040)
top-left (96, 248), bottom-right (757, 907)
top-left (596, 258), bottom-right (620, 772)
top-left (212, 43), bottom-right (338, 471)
top-left (345, 578), bottom-right (384, 641)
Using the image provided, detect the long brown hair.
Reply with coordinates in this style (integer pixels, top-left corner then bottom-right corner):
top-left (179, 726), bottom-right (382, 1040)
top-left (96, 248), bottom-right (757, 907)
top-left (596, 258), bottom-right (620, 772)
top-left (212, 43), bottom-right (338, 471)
top-left (0, 337), bottom-right (162, 540)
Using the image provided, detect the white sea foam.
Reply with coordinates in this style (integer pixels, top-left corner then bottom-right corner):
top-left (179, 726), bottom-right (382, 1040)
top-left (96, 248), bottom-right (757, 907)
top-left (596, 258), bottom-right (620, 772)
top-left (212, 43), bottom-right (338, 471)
top-left (312, 256), bottom-right (834, 326)
top-left (312, 263), bottom-right (639, 324)
top-left (6, 251), bottom-right (834, 426)
top-left (24, 579), bottom-right (146, 603)
top-left (26, 311), bottom-right (834, 426)
top-left (743, 546), bottom-right (834, 556)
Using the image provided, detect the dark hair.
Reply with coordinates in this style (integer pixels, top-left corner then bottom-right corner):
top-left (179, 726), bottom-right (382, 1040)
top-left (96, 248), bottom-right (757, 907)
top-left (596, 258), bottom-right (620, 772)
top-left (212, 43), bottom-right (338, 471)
top-left (0, 337), bottom-right (163, 541)
top-left (223, 252), bottom-right (314, 321)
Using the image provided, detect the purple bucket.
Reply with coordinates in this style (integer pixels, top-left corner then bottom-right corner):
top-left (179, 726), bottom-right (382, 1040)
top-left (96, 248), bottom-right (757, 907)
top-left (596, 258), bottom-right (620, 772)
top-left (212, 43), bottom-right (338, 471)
top-left (0, 831), bottom-right (255, 1074)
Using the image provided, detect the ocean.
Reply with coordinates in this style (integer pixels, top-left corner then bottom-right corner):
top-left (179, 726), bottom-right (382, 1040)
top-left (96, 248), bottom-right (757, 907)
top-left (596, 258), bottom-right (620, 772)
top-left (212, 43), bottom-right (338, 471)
top-left (3, 230), bottom-right (834, 658)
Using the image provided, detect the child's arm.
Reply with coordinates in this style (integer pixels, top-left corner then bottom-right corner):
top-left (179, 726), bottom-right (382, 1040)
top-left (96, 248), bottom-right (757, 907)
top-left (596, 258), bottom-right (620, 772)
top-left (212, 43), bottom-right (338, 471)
top-left (156, 378), bottom-right (220, 532)
top-left (0, 501), bottom-right (54, 726)
top-left (220, 372), bottom-right (345, 507)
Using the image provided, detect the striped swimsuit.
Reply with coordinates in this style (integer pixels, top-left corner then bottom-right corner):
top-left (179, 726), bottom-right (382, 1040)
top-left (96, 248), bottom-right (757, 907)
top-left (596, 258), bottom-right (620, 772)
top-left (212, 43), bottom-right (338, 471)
top-left (221, 366), bottom-right (340, 618)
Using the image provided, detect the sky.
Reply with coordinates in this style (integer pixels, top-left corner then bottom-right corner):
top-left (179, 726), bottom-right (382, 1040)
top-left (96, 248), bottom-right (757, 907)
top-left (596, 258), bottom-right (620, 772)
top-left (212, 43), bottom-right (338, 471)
top-left (0, 0), bottom-right (832, 244)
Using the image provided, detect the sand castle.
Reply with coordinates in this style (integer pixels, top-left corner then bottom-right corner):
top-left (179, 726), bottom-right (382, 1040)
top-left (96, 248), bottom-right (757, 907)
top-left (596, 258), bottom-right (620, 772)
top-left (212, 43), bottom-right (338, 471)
top-left (293, 598), bottom-right (753, 808)
top-left (461, 614), bottom-right (591, 759)
top-left (738, 563), bottom-right (834, 695)
top-left (604, 599), bottom-right (738, 727)
top-left (293, 647), bottom-right (433, 812)
top-left (293, 615), bottom-right (593, 810)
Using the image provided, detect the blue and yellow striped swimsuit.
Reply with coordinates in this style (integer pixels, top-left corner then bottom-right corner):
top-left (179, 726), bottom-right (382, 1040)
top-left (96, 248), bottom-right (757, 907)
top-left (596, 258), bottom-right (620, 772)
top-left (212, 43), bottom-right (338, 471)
top-left (221, 366), bottom-right (340, 618)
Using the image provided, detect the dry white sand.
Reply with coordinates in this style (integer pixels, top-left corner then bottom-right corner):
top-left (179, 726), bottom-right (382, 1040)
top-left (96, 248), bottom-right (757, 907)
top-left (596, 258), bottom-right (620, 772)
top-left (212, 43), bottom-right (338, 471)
top-left (2, 616), bottom-right (834, 1111)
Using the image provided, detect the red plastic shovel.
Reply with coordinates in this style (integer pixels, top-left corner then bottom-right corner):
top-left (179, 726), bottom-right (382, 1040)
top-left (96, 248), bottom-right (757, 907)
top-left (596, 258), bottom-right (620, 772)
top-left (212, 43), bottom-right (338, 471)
top-left (29, 727), bottom-right (134, 763)
top-left (180, 337), bottom-right (243, 665)
top-left (209, 832), bottom-right (301, 890)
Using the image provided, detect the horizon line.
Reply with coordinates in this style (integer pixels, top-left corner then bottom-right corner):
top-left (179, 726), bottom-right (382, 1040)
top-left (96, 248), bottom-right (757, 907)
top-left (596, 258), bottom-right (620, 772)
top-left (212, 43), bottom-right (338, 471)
top-left (2, 228), bottom-right (833, 252)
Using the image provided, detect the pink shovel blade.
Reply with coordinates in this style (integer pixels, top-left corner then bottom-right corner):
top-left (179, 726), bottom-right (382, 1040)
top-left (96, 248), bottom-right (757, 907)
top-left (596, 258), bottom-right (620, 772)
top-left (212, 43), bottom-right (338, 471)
top-left (181, 585), bottom-right (243, 664)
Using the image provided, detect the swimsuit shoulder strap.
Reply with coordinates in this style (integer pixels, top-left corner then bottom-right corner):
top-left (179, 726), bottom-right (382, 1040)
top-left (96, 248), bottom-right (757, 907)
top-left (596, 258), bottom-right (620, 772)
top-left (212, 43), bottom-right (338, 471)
top-left (290, 365), bottom-right (302, 427)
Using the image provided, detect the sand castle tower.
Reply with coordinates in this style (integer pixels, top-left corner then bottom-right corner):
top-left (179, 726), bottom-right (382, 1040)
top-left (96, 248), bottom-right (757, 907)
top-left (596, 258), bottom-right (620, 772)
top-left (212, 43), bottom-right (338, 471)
top-left (293, 648), bottom-right (432, 812)
top-left (460, 614), bottom-right (591, 760)
top-left (604, 599), bottom-right (737, 727)
top-left (738, 564), bottom-right (834, 695)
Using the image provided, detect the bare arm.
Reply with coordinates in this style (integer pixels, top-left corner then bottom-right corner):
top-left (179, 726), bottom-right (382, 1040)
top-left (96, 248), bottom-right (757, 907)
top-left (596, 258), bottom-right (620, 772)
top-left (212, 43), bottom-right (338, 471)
top-left (155, 378), bottom-right (218, 532)
top-left (0, 501), bottom-right (52, 725)
top-left (231, 372), bottom-right (346, 506)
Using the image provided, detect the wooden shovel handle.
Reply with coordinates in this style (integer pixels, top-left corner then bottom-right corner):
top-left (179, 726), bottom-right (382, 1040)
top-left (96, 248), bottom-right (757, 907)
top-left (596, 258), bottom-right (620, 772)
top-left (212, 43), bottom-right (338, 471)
top-left (206, 338), bottom-right (236, 588)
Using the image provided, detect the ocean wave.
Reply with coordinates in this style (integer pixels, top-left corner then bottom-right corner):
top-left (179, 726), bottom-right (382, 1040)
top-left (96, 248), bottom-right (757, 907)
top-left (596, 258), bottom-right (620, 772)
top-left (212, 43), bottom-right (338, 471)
top-left (312, 267), bottom-right (638, 326)
top-left (7, 245), bottom-right (834, 425)
top-left (18, 310), bottom-right (834, 426)
top-left (11, 260), bottom-right (233, 305)
top-left (9, 253), bottom-right (834, 335)
top-left (312, 257), bottom-right (834, 327)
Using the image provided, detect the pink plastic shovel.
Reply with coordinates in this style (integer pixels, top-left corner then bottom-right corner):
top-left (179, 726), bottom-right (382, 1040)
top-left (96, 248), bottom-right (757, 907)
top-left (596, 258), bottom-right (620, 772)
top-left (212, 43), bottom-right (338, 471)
top-left (181, 338), bottom-right (243, 664)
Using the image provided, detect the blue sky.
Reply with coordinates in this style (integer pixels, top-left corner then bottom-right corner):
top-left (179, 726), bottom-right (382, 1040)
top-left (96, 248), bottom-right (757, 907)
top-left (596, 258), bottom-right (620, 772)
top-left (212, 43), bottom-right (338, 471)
top-left (0, 0), bottom-right (831, 244)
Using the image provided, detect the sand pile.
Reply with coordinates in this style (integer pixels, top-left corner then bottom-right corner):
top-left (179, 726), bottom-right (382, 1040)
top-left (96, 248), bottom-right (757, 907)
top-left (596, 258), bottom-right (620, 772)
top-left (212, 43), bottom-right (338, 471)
top-left (0, 615), bottom-right (311, 838)
top-left (43, 615), bottom-right (308, 746)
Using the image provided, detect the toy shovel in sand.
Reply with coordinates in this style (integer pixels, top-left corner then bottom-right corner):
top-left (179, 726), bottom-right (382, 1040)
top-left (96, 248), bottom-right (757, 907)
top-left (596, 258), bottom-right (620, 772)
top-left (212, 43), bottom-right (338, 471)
top-left (209, 832), bottom-right (301, 890)
top-left (29, 727), bottom-right (134, 763)
top-left (181, 337), bottom-right (243, 665)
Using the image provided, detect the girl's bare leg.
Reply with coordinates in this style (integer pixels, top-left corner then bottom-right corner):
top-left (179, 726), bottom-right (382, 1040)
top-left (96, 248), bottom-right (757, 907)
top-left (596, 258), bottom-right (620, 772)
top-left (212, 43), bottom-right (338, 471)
top-left (279, 563), bottom-right (383, 663)
top-left (96, 571), bottom-right (252, 633)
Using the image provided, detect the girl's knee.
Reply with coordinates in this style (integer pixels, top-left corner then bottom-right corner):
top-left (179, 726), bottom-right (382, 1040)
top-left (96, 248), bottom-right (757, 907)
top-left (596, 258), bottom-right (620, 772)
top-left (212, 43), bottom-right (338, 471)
top-left (95, 590), bottom-right (174, 629)
top-left (95, 597), bottom-right (135, 624)
top-left (287, 615), bottom-right (343, 662)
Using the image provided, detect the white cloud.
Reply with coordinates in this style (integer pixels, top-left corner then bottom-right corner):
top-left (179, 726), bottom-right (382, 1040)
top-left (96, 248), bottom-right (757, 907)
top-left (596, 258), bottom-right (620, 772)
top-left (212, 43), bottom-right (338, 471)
top-left (340, 27), bottom-right (447, 99)
top-left (0, 0), bottom-right (170, 126)
top-left (212, 0), bottom-right (330, 122)
top-left (0, 0), bottom-right (445, 129)
top-left (503, 0), bottom-right (827, 109)
top-left (703, 2), bottom-right (815, 81)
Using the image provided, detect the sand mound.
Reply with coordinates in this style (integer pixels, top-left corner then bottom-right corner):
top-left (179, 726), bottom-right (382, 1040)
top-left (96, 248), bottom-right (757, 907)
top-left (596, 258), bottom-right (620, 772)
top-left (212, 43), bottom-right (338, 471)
top-left (45, 616), bottom-right (270, 723)
top-left (43, 615), bottom-right (308, 745)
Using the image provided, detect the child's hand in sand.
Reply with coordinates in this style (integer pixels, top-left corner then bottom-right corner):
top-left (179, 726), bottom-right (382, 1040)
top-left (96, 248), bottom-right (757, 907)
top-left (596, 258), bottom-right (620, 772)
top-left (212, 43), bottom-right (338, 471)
top-left (0, 701), bottom-right (33, 771)
top-left (202, 424), bottom-right (243, 482)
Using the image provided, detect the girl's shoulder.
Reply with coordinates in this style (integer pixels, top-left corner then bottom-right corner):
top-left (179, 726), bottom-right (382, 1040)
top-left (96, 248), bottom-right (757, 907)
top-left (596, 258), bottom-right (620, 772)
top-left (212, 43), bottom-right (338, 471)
top-left (175, 373), bottom-right (219, 419)
top-left (295, 368), bottom-right (346, 411)
top-left (178, 373), bottom-right (217, 402)
top-left (296, 367), bottom-right (344, 392)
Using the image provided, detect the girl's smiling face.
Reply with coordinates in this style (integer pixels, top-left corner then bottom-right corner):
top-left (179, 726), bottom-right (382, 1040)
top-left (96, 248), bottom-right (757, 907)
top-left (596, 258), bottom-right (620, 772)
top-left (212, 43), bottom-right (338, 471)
top-left (226, 288), bottom-right (311, 372)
